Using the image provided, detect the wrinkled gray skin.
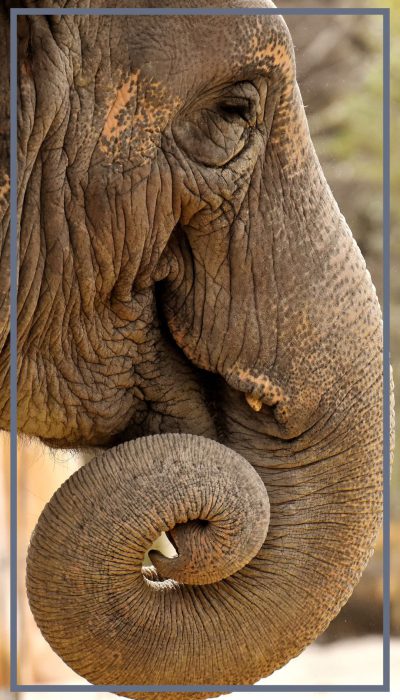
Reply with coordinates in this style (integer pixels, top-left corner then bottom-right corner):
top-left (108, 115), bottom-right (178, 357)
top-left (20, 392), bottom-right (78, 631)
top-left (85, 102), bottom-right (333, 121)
top-left (0, 0), bottom-right (392, 697)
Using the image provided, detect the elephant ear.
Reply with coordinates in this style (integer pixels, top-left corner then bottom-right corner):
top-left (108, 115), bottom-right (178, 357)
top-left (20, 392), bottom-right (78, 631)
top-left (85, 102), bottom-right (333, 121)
top-left (0, 1), bottom-right (32, 355)
top-left (0, 4), bottom-right (11, 181)
top-left (0, 0), bottom-right (62, 158)
top-left (0, 1), bottom-right (31, 186)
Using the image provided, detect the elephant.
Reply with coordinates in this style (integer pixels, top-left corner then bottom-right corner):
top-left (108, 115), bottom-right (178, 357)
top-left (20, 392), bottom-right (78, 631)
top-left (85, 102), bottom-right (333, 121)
top-left (0, 0), bottom-right (393, 697)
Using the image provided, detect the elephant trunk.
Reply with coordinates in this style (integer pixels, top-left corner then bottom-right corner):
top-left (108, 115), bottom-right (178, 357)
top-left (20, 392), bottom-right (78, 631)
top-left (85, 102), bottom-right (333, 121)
top-left (26, 362), bottom-right (385, 699)
top-left (26, 433), bottom-right (271, 695)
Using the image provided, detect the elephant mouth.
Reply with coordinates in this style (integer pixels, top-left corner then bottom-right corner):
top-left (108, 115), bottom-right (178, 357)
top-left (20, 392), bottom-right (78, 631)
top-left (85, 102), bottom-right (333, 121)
top-left (41, 265), bottom-right (313, 454)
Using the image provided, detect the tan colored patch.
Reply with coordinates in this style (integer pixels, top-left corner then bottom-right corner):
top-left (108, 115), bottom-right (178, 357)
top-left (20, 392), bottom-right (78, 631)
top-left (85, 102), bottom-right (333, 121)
top-left (99, 72), bottom-right (182, 164)
top-left (235, 366), bottom-right (285, 403)
top-left (0, 174), bottom-right (10, 201)
top-left (0, 174), bottom-right (10, 221)
top-left (102, 72), bottom-right (140, 142)
top-left (244, 21), bottom-right (308, 169)
top-left (248, 16), bottom-right (294, 78)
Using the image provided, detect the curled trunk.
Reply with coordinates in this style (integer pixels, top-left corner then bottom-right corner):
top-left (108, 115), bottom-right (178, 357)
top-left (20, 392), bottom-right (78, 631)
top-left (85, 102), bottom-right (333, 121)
top-left (26, 408), bottom-right (383, 699)
top-left (27, 434), bottom-right (271, 696)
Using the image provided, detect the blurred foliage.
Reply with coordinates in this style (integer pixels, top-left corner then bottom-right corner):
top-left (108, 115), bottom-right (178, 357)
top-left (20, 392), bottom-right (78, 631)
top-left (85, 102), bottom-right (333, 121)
top-left (283, 0), bottom-right (399, 639)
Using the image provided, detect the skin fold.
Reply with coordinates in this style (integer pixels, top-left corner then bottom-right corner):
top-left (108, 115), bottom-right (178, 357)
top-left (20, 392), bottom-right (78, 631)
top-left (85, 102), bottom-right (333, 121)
top-left (0, 0), bottom-right (393, 697)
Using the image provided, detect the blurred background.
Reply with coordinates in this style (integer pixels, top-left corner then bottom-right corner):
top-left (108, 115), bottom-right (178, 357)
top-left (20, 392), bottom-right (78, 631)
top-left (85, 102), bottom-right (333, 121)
top-left (1, 0), bottom-right (399, 696)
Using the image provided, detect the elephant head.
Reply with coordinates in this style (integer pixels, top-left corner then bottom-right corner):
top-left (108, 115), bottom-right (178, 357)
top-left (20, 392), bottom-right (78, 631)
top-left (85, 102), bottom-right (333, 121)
top-left (0, 0), bottom-right (392, 697)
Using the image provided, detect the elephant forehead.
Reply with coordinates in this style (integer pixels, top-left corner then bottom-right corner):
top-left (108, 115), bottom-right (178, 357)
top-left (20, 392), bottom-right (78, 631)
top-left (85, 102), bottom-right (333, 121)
top-left (114, 12), bottom-right (293, 99)
top-left (96, 12), bottom-right (293, 162)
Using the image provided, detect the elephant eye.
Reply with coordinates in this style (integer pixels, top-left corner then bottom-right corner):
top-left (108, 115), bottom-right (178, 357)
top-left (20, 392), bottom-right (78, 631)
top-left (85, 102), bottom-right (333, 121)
top-left (218, 98), bottom-right (253, 124)
top-left (172, 81), bottom-right (263, 168)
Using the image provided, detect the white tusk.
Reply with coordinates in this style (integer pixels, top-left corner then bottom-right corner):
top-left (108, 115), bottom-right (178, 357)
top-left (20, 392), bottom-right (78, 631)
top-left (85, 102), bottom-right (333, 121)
top-left (245, 394), bottom-right (263, 412)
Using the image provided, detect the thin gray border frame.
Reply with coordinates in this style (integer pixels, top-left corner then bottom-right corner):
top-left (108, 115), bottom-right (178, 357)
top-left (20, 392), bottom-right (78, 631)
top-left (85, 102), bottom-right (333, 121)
top-left (9, 4), bottom-right (391, 694)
